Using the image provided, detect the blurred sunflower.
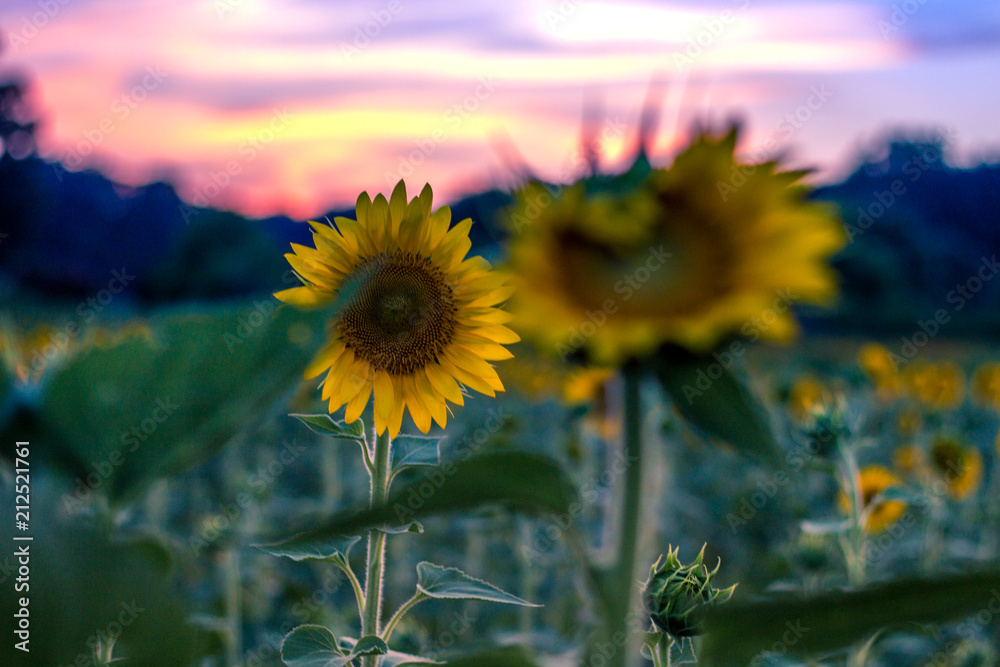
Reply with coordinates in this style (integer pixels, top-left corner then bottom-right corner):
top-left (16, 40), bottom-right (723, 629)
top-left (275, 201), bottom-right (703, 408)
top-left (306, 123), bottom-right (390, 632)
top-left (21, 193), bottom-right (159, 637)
top-left (505, 126), bottom-right (845, 366)
top-left (563, 366), bottom-right (614, 405)
top-left (785, 375), bottom-right (830, 422)
top-left (929, 436), bottom-right (982, 501)
top-left (839, 465), bottom-right (907, 534)
top-left (892, 443), bottom-right (925, 477)
top-left (903, 361), bottom-right (964, 411)
top-left (275, 181), bottom-right (518, 437)
top-left (0, 321), bottom-right (152, 384)
top-left (971, 362), bottom-right (1000, 409)
top-left (857, 343), bottom-right (901, 398)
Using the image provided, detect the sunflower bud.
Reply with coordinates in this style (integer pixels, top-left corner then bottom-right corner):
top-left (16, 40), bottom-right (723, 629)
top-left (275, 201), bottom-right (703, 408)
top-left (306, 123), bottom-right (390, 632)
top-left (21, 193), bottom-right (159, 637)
top-left (799, 395), bottom-right (850, 458)
top-left (642, 545), bottom-right (736, 639)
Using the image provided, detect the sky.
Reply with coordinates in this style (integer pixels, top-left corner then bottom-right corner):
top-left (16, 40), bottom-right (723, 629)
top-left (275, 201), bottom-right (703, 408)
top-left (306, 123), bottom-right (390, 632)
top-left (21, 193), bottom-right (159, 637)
top-left (1, 0), bottom-right (999, 218)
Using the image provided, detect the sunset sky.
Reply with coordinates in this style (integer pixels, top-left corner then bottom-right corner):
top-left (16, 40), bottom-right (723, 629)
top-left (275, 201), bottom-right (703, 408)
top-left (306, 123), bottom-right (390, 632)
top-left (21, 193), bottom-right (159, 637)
top-left (1, 0), bottom-right (998, 218)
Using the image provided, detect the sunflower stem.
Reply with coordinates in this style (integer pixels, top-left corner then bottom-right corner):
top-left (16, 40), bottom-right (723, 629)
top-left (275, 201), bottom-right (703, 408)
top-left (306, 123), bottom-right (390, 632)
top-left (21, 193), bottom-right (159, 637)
top-left (837, 441), bottom-right (866, 588)
top-left (594, 361), bottom-right (645, 667)
top-left (381, 591), bottom-right (427, 642)
top-left (362, 429), bottom-right (392, 667)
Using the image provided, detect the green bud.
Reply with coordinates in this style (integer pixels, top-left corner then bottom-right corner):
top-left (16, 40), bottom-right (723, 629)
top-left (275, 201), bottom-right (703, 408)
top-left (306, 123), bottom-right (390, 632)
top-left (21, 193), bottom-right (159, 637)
top-left (642, 544), bottom-right (736, 639)
top-left (800, 396), bottom-right (850, 458)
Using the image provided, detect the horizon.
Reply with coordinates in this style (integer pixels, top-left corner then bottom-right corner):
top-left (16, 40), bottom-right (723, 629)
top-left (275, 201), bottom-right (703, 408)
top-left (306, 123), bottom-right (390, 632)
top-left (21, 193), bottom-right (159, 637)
top-left (2, 0), bottom-right (999, 219)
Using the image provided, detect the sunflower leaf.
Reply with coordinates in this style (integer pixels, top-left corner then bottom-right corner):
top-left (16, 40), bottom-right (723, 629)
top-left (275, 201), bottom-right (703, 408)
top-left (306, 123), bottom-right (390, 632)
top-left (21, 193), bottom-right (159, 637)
top-left (653, 345), bottom-right (780, 464)
top-left (292, 414), bottom-right (365, 441)
top-left (379, 521), bottom-right (424, 534)
top-left (339, 638), bottom-right (441, 666)
top-left (701, 569), bottom-right (1000, 664)
top-left (416, 562), bottom-right (541, 607)
top-left (263, 451), bottom-right (575, 550)
top-left (255, 534), bottom-right (361, 568)
top-left (281, 625), bottom-right (347, 667)
top-left (392, 434), bottom-right (442, 472)
top-left (799, 519), bottom-right (849, 536)
top-left (32, 305), bottom-right (328, 505)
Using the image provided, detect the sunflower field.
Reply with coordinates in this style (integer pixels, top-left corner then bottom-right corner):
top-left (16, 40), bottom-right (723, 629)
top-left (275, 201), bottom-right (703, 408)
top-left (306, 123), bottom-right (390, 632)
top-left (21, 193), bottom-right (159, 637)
top-left (4, 116), bottom-right (1000, 667)
top-left (3, 13), bottom-right (1000, 660)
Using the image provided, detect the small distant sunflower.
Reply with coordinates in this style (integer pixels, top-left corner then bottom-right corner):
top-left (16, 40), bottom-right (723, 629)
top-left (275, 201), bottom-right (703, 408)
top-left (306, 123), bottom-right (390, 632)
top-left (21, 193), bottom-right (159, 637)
top-left (929, 436), bottom-right (983, 501)
top-left (275, 181), bottom-right (519, 437)
top-left (839, 465), bottom-right (907, 534)
top-left (785, 375), bottom-right (830, 422)
top-left (505, 126), bottom-right (845, 365)
top-left (971, 362), bottom-right (1000, 409)
top-left (858, 343), bottom-right (902, 397)
top-left (892, 444), bottom-right (925, 477)
top-left (903, 361), bottom-right (964, 411)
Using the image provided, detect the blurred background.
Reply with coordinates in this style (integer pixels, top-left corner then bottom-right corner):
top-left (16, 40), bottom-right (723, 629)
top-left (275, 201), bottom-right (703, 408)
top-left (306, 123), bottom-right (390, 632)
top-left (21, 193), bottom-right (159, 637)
top-left (1, 1), bottom-right (1000, 665)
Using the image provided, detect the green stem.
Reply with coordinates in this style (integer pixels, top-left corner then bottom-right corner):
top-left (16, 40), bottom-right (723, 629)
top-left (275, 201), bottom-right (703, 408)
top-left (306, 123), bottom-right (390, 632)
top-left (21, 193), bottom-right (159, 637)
top-left (838, 443), bottom-right (866, 588)
top-left (95, 636), bottom-right (115, 666)
top-left (603, 362), bottom-right (645, 667)
top-left (362, 429), bottom-right (392, 667)
top-left (381, 591), bottom-right (427, 642)
top-left (338, 561), bottom-right (366, 622)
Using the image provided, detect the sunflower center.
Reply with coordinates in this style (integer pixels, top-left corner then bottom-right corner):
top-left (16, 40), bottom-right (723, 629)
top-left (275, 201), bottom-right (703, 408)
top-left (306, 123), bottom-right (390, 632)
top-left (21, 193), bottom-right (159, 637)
top-left (338, 251), bottom-right (456, 375)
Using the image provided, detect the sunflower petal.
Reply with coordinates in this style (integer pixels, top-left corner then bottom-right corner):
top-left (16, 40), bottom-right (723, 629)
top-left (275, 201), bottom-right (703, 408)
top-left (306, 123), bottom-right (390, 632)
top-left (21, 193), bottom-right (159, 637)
top-left (274, 286), bottom-right (333, 308)
top-left (389, 180), bottom-right (407, 234)
top-left (426, 363), bottom-right (465, 406)
top-left (356, 191), bottom-right (372, 225)
top-left (374, 369), bottom-right (395, 423)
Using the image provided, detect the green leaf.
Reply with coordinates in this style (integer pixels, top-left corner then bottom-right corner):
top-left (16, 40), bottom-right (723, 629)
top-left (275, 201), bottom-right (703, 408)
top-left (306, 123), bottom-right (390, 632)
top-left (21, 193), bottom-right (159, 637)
top-left (292, 414), bottom-right (365, 441)
top-left (0, 479), bottom-right (195, 666)
top-left (340, 638), bottom-right (441, 666)
top-left (416, 562), bottom-right (540, 607)
top-left (702, 569), bottom-right (1000, 664)
top-left (256, 534), bottom-right (361, 567)
top-left (875, 486), bottom-right (919, 503)
top-left (653, 345), bottom-right (780, 464)
top-left (352, 636), bottom-right (388, 656)
top-left (392, 433), bottom-right (442, 472)
top-left (281, 625), bottom-right (346, 667)
top-left (36, 304), bottom-right (328, 504)
top-left (265, 451), bottom-right (575, 550)
top-left (799, 519), bottom-right (849, 536)
top-left (379, 521), bottom-right (424, 534)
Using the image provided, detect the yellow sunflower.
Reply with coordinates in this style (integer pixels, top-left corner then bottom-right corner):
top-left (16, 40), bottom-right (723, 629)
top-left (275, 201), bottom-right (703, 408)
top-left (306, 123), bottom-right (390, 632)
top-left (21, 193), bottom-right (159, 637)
top-left (785, 375), bottom-right (830, 422)
top-left (929, 436), bottom-right (983, 501)
top-left (971, 362), bottom-right (1000, 409)
top-left (903, 361), bottom-right (964, 411)
top-left (892, 443), bottom-right (925, 477)
top-left (857, 343), bottom-right (902, 398)
top-left (505, 126), bottom-right (845, 365)
top-left (275, 181), bottom-right (519, 437)
top-left (839, 465), bottom-right (907, 534)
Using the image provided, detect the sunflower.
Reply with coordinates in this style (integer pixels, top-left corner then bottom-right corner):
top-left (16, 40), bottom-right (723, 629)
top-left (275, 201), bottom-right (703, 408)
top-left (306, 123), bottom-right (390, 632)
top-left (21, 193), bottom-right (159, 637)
top-left (505, 126), bottom-right (845, 365)
top-left (929, 436), bottom-right (982, 501)
top-left (903, 361), bottom-right (964, 411)
top-left (785, 375), bottom-right (830, 422)
top-left (892, 443), bottom-right (925, 477)
top-left (857, 343), bottom-right (901, 398)
top-left (275, 181), bottom-right (518, 437)
top-left (839, 465), bottom-right (907, 534)
top-left (971, 362), bottom-right (1000, 409)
